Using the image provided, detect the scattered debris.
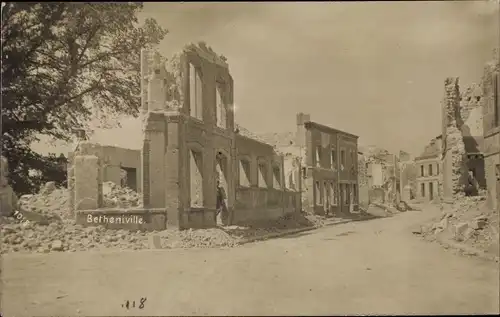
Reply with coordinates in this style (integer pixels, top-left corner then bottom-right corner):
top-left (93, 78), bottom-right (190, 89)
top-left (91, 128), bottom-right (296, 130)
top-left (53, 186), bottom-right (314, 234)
top-left (419, 194), bottom-right (499, 258)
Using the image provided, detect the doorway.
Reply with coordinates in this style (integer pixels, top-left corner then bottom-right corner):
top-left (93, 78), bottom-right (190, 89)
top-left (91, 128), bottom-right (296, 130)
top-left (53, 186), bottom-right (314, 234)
top-left (216, 151), bottom-right (229, 226)
top-left (429, 182), bottom-right (434, 201)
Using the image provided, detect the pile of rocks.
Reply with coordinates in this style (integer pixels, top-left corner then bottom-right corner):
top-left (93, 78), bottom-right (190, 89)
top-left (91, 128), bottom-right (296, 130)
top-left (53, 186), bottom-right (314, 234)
top-left (420, 194), bottom-right (499, 257)
top-left (0, 219), bottom-right (246, 254)
top-left (102, 181), bottom-right (142, 208)
top-left (1, 179), bottom-right (324, 254)
top-left (18, 182), bottom-right (70, 220)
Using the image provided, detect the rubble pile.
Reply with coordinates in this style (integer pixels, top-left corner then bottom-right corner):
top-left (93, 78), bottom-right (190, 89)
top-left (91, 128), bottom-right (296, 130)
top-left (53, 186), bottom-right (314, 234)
top-left (18, 182), bottom-right (70, 220)
top-left (420, 194), bottom-right (499, 258)
top-left (1, 222), bottom-right (150, 253)
top-left (2, 180), bottom-right (319, 254)
top-left (102, 181), bottom-right (142, 208)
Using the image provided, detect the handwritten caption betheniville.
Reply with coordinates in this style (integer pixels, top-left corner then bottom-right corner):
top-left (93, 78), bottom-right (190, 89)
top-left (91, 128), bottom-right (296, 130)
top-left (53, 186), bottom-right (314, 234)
top-left (86, 214), bottom-right (144, 225)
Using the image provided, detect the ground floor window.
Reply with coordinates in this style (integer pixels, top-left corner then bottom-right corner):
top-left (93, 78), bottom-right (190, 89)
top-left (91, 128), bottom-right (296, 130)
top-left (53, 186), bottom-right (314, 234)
top-left (315, 181), bottom-right (322, 205)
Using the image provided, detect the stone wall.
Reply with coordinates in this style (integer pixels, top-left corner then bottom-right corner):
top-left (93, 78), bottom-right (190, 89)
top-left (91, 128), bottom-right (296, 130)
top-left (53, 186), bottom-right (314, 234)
top-left (233, 134), bottom-right (301, 225)
top-left (68, 143), bottom-right (142, 213)
top-left (441, 77), bottom-right (469, 201)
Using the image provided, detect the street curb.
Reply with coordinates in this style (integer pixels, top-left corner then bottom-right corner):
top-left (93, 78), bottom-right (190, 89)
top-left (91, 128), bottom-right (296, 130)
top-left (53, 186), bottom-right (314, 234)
top-left (238, 226), bottom-right (317, 245)
top-left (238, 215), bottom-right (380, 245)
top-left (433, 235), bottom-right (499, 263)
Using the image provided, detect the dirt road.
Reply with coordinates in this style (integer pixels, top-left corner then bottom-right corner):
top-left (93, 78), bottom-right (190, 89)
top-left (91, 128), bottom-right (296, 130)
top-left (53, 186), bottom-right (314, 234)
top-left (1, 207), bottom-right (499, 316)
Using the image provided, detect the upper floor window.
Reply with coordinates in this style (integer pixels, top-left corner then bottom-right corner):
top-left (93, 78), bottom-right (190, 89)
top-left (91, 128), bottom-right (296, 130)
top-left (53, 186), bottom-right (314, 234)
top-left (340, 149), bottom-right (346, 168)
top-left (420, 165), bottom-right (424, 177)
top-left (428, 164), bottom-right (433, 176)
top-left (215, 83), bottom-right (227, 129)
top-left (189, 63), bottom-right (203, 120)
top-left (315, 146), bottom-right (322, 167)
top-left (331, 149), bottom-right (336, 169)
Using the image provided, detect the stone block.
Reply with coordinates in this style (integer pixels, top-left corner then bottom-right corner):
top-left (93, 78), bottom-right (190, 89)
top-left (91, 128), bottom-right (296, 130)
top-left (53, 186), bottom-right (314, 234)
top-left (470, 218), bottom-right (487, 230)
top-left (148, 235), bottom-right (162, 249)
top-left (203, 210), bottom-right (216, 227)
top-left (454, 222), bottom-right (469, 237)
top-left (189, 210), bottom-right (204, 228)
top-left (74, 155), bottom-right (99, 210)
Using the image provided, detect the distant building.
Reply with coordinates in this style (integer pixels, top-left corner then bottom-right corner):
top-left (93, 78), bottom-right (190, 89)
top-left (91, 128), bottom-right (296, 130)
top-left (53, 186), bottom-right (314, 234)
top-left (295, 113), bottom-right (359, 215)
top-left (415, 135), bottom-right (443, 202)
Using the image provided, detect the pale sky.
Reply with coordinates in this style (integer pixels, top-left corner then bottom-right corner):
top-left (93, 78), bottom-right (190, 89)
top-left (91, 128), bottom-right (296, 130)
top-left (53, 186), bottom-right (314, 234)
top-left (32, 1), bottom-right (499, 157)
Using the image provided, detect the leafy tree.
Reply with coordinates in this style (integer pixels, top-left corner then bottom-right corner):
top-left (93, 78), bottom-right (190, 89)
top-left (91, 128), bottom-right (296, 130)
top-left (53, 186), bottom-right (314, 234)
top-left (1, 2), bottom-right (168, 195)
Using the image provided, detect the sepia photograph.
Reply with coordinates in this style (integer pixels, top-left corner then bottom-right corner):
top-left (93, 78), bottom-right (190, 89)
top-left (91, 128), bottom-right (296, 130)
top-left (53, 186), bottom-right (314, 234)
top-left (1, 1), bottom-right (499, 316)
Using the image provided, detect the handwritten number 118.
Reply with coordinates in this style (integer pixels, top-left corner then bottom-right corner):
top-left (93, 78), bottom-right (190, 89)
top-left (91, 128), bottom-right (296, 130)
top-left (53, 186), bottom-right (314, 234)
top-left (123, 297), bottom-right (147, 309)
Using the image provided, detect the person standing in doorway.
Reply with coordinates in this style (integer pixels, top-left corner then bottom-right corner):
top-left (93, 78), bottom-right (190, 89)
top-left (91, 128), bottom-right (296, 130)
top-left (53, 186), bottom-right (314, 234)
top-left (216, 179), bottom-right (228, 223)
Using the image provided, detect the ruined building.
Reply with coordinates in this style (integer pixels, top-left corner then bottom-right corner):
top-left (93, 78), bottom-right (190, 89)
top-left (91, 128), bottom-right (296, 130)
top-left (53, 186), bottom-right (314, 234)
top-left (481, 58), bottom-right (500, 211)
top-left (68, 43), bottom-right (302, 231)
top-left (414, 78), bottom-right (488, 203)
top-left (295, 113), bottom-right (359, 215)
top-left (440, 78), bottom-right (488, 202)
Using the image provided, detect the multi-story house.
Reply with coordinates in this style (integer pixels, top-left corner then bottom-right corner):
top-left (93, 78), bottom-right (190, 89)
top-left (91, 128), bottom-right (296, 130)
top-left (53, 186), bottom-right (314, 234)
top-left (415, 135), bottom-right (442, 202)
top-left (295, 113), bottom-right (359, 215)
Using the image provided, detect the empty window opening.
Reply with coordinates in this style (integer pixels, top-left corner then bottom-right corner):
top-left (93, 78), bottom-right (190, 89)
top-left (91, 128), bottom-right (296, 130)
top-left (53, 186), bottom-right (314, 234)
top-left (189, 63), bottom-right (203, 120)
top-left (421, 183), bottom-right (425, 197)
top-left (340, 184), bottom-right (345, 204)
top-left (215, 83), bottom-right (227, 129)
top-left (302, 167), bottom-right (307, 179)
top-left (437, 163), bottom-right (440, 175)
top-left (331, 149), bottom-right (336, 169)
top-left (315, 146), bottom-right (322, 167)
top-left (239, 159), bottom-right (251, 187)
top-left (315, 181), bottom-right (322, 205)
top-left (272, 166), bottom-right (282, 189)
top-left (120, 167), bottom-right (137, 191)
top-left (340, 150), bottom-right (346, 169)
top-left (420, 165), bottom-right (424, 177)
top-left (345, 184), bottom-right (350, 205)
top-left (287, 171), bottom-right (295, 190)
top-left (257, 163), bottom-right (267, 188)
top-left (189, 150), bottom-right (204, 208)
top-left (323, 181), bottom-right (329, 208)
top-left (216, 152), bottom-right (228, 193)
top-left (352, 184), bottom-right (357, 204)
top-left (428, 164), bottom-right (433, 176)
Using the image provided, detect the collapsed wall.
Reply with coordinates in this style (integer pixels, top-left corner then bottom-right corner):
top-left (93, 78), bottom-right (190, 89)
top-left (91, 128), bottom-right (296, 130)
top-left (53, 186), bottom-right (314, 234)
top-left (441, 77), bottom-right (469, 201)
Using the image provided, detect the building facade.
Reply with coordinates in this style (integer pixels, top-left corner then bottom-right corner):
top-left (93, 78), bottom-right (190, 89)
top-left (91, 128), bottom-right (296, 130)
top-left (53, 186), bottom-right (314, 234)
top-left (414, 135), bottom-right (442, 202)
top-left (482, 60), bottom-right (500, 211)
top-left (296, 113), bottom-right (359, 215)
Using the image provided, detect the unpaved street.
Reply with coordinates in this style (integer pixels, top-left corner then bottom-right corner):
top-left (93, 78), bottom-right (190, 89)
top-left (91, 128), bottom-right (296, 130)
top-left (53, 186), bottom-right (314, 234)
top-left (1, 208), bottom-right (499, 316)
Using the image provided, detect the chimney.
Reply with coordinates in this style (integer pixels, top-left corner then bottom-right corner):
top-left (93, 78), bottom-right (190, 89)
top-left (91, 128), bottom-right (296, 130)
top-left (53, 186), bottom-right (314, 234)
top-left (295, 112), bottom-right (311, 148)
